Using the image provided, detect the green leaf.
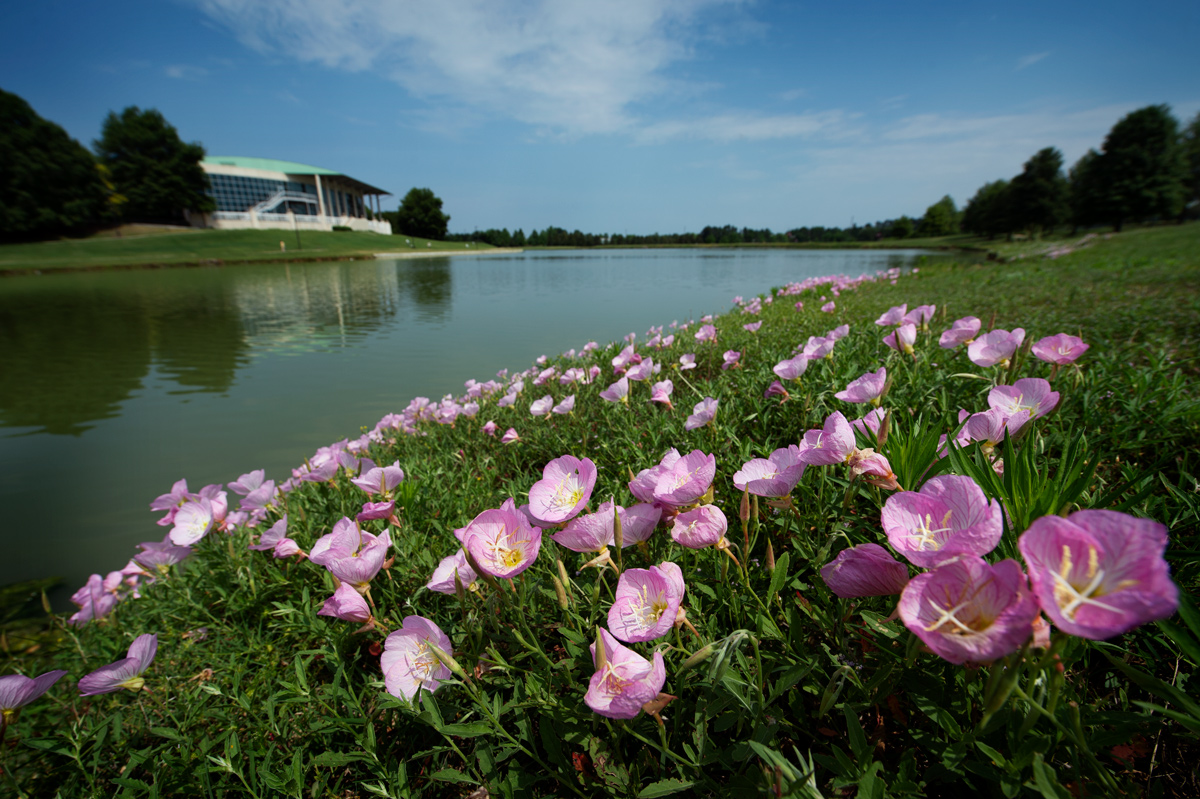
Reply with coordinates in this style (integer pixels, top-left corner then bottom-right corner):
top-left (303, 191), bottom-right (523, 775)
top-left (310, 752), bottom-right (371, 768)
top-left (439, 722), bottom-right (493, 738)
top-left (768, 551), bottom-right (790, 606)
top-left (430, 769), bottom-right (478, 785)
top-left (1030, 753), bottom-right (1072, 799)
top-left (843, 705), bottom-right (871, 763)
top-left (637, 778), bottom-right (696, 797)
top-left (149, 726), bottom-right (183, 742)
top-left (975, 740), bottom-right (1008, 768)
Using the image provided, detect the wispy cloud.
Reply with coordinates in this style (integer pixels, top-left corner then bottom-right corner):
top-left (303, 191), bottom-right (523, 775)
top-left (165, 64), bottom-right (209, 80)
top-left (1016, 51), bottom-right (1050, 70)
top-left (636, 111), bottom-right (857, 144)
top-left (190, 0), bottom-right (745, 136)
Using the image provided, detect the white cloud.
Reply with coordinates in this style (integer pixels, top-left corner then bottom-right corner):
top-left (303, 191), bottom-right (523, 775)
top-left (165, 64), bottom-right (209, 80)
top-left (190, 0), bottom-right (744, 135)
top-left (636, 110), bottom-right (857, 144)
top-left (1016, 51), bottom-right (1050, 70)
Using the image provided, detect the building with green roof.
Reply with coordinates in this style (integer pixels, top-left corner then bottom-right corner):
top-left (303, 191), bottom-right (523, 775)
top-left (194, 156), bottom-right (392, 234)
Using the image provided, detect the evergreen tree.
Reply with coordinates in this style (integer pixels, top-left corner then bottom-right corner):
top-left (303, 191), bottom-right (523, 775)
top-left (392, 188), bottom-right (450, 240)
top-left (0, 89), bottom-right (108, 241)
top-left (94, 106), bottom-right (213, 224)
top-left (1068, 150), bottom-right (1106, 232)
top-left (961, 180), bottom-right (1011, 239)
top-left (1009, 147), bottom-right (1069, 235)
top-left (1182, 111), bottom-right (1200, 211)
top-left (1095, 105), bottom-right (1187, 230)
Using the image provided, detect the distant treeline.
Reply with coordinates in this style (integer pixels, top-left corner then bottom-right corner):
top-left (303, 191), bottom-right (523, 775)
top-left (447, 221), bottom-right (902, 248)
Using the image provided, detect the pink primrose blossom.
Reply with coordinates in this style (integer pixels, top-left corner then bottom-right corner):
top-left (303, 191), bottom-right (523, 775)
top-left (0, 670), bottom-right (67, 726)
top-left (939, 316), bottom-right (981, 348)
top-left (1018, 510), bottom-right (1178, 640)
top-left (743, 321), bottom-right (762, 333)
top-left (799, 411), bottom-right (857, 467)
top-left (352, 460), bottom-right (405, 497)
top-left (629, 449), bottom-right (682, 504)
top-left (586, 628), bottom-right (666, 719)
top-left (560, 367), bottom-right (584, 385)
top-left (803, 336), bottom-right (835, 359)
top-left (835, 367), bottom-right (887, 406)
top-left (1032, 333), bottom-right (1089, 365)
top-left (612, 344), bottom-right (639, 374)
top-left (462, 507), bottom-right (542, 579)
top-left (534, 366), bottom-right (557, 386)
top-left (426, 549), bottom-right (478, 594)
top-left (965, 408), bottom-right (1021, 451)
top-left (883, 323), bottom-right (917, 355)
top-left (694, 324), bottom-right (717, 343)
top-left (357, 500), bottom-right (396, 523)
top-left (828, 324), bottom-right (850, 340)
top-left (902, 304), bottom-right (936, 329)
top-left (847, 449), bottom-right (900, 491)
top-left (734, 445), bottom-right (805, 498)
top-left (876, 304), bottom-right (907, 326)
top-left (238, 480), bottom-right (277, 512)
top-left (882, 475), bottom-right (1003, 568)
top-left (249, 516), bottom-right (289, 551)
top-left (851, 408), bottom-right (888, 441)
top-left (326, 530), bottom-right (392, 592)
top-left (500, 427), bottom-right (520, 444)
top-left (764, 380), bottom-right (790, 402)
top-left (670, 504), bottom-right (728, 549)
top-left (530, 394), bottom-right (554, 417)
top-left (649, 379), bottom-right (674, 409)
top-left (228, 470), bottom-right (266, 496)
top-left (483, 420), bottom-right (498, 436)
top-left (967, 328), bottom-right (1026, 367)
top-left (600, 376), bottom-right (630, 404)
top-left (773, 355), bottom-right (808, 381)
top-left (553, 501), bottom-right (661, 553)
top-left (721, 351), bottom-right (741, 370)
top-left (382, 616), bottom-right (454, 701)
top-left (583, 341), bottom-right (599, 354)
top-left (794, 301), bottom-right (804, 311)
top-left (273, 537), bottom-right (303, 558)
top-left (679, 353), bottom-right (697, 370)
top-left (553, 395), bottom-right (575, 415)
top-left (528, 455), bottom-right (597, 525)
top-left (319, 583), bottom-right (372, 623)
top-left (899, 557), bottom-right (1039, 664)
top-left (821, 544), bottom-right (910, 598)
top-left (132, 545), bottom-right (192, 574)
top-left (653, 450), bottom-right (716, 507)
top-left (609, 563), bottom-right (685, 642)
top-left (660, 334), bottom-right (675, 348)
top-left (988, 378), bottom-right (1059, 422)
top-left (169, 499), bottom-right (214, 546)
top-left (309, 517), bottom-right (360, 566)
top-left (78, 634), bottom-right (157, 695)
top-left (821, 301), bottom-right (836, 313)
top-left (685, 397), bottom-right (718, 431)
top-left (626, 358), bottom-right (656, 381)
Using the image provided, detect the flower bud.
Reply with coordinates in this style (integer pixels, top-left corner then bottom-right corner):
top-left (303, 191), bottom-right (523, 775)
top-left (681, 643), bottom-right (716, 671)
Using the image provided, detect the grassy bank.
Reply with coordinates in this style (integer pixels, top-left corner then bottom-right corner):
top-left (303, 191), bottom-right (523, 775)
top-left (2, 224), bottom-right (1198, 797)
top-left (0, 228), bottom-right (491, 273)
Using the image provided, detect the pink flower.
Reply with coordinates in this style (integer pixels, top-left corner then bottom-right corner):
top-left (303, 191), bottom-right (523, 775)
top-left (685, 397), bottom-right (718, 431)
top-left (0, 670), bottom-right (67, 726)
top-left (1032, 334), bottom-right (1089, 365)
top-left (527, 455), bottom-right (597, 525)
top-left (169, 499), bottom-right (214, 546)
top-left (228, 470), bottom-right (266, 496)
top-left (899, 557), bottom-right (1039, 664)
top-left (357, 500), bottom-right (396, 523)
top-left (743, 321), bottom-right (762, 333)
top-left (426, 549), bottom-right (478, 594)
top-left (585, 629), bottom-right (666, 719)
top-left (821, 544), bottom-right (909, 598)
top-left (1018, 510), bottom-right (1178, 640)
top-left (530, 394), bottom-right (554, 417)
top-left (326, 530), bottom-right (392, 591)
top-left (773, 355), bottom-right (808, 382)
top-left (794, 301), bottom-right (804, 311)
top-left (875, 304), bottom-right (907, 326)
top-left (882, 475), bottom-right (1003, 568)
top-left (721, 350), bottom-right (741, 370)
top-left (939, 316), bottom-right (981, 348)
top-left (733, 446), bottom-right (805, 498)
top-left (694, 324), bottom-right (717, 343)
top-left (352, 460), bottom-right (405, 497)
top-left (902, 304), bottom-right (936, 329)
top-left (552, 395), bottom-right (575, 415)
top-left (382, 616), bottom-right (454, 700)
top-left (500, 427), bottom-right (520, 444)
top-left (988, 378), bottom-right (1059, 422)
top-left (600, 376), bottom-right (630, 404)
top-left (851, 408), bottom-right (888, 441)
top-left (629, 448), bottom-right (681, 505)
top-left (78, 634), bottom-right (157, 695)
top-left (827, 323), bottom-right (850, 340)
top-left (553, 501), bottom-right (661, 554)
top-left (653, 450), bottom-right (716, 507)
top-left (803, 335), bottom-right (835, 360)
top-left (835, 367), bottom-right (887, 406)
top-left (609, 562), bottom-right (685, 642)
top-left (649, 379), bottom-right (674, 409)
top-left (482, 420), bottom-right (498, 436)
top-left (847, 449), bottom-right (900, 491)
top-left (798, 411), bottom-right (856, 467)
top-left (821, 301), bottom-right (836, 313)
top-left (764, 380), bottom-right (790, 402)
top-left (669, 504), bottom-right (727, 549)
top-left (883, 323), bottom-right (916, 355)
top-left (679, 353), bottom-right (697, 370)
top-left (319, 583), bottom-right (372, 623)
top-left (967, 328), bottom-right (1026, 367)
top-left (249, 515), bottom-right (290, 551)
top-left (462, 507), bottom-right (542, 578)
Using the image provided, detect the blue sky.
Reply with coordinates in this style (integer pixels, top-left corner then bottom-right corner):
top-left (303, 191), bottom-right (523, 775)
top-left (3, 0), bottom-right (1197, 234)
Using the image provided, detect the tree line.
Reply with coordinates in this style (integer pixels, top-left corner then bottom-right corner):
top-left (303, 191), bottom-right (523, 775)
top-left (1, 89), bottom-right (213, 241)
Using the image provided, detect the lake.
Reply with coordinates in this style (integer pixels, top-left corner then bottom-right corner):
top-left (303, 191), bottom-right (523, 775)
top-left (0, 247), bottom-right (938, 603)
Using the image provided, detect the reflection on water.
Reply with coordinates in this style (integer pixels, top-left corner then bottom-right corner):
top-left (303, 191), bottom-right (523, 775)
top-left (0, 247), bottom-right (947, 600)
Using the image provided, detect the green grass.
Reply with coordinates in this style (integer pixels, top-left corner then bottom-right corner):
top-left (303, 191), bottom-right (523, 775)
top-left (0, 228), bottom-right (495, 272)
top-left (3, 223), bottom-right (1199, 798)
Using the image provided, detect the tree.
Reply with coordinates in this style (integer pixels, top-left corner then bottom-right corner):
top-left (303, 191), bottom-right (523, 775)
top-left (1068, 150), bottom-right (1106, 232)
top-left (94, 106), bottom-right (213, 224)
top-left (0, 89), bottom-right (108, 241)
top-left (1094, 105), bottom-right (1187, 230)
top-left (918, 196), bottom-right (960, 237)
top-left (392, 188), bottom-right (450, 240)
top-left (1008, 147), bottom-right (1069, 235)
top-left (961, 180), bottom-right (1011, 239)
top-left (889, 216), bottom-right (914, 239)
top-left (1182, 111), bottom-right (1200, 211)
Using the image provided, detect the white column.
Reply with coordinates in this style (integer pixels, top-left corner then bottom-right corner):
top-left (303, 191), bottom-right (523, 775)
top-left (315, 174), bottom-right (327, 220)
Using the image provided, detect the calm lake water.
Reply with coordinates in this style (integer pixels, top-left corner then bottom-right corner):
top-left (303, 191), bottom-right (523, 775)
top-left (0, 247), bottom-right (937, 603)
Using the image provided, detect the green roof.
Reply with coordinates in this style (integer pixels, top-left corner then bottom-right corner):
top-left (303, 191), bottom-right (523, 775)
top-left (203, 156), bottom-right (343, 176)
